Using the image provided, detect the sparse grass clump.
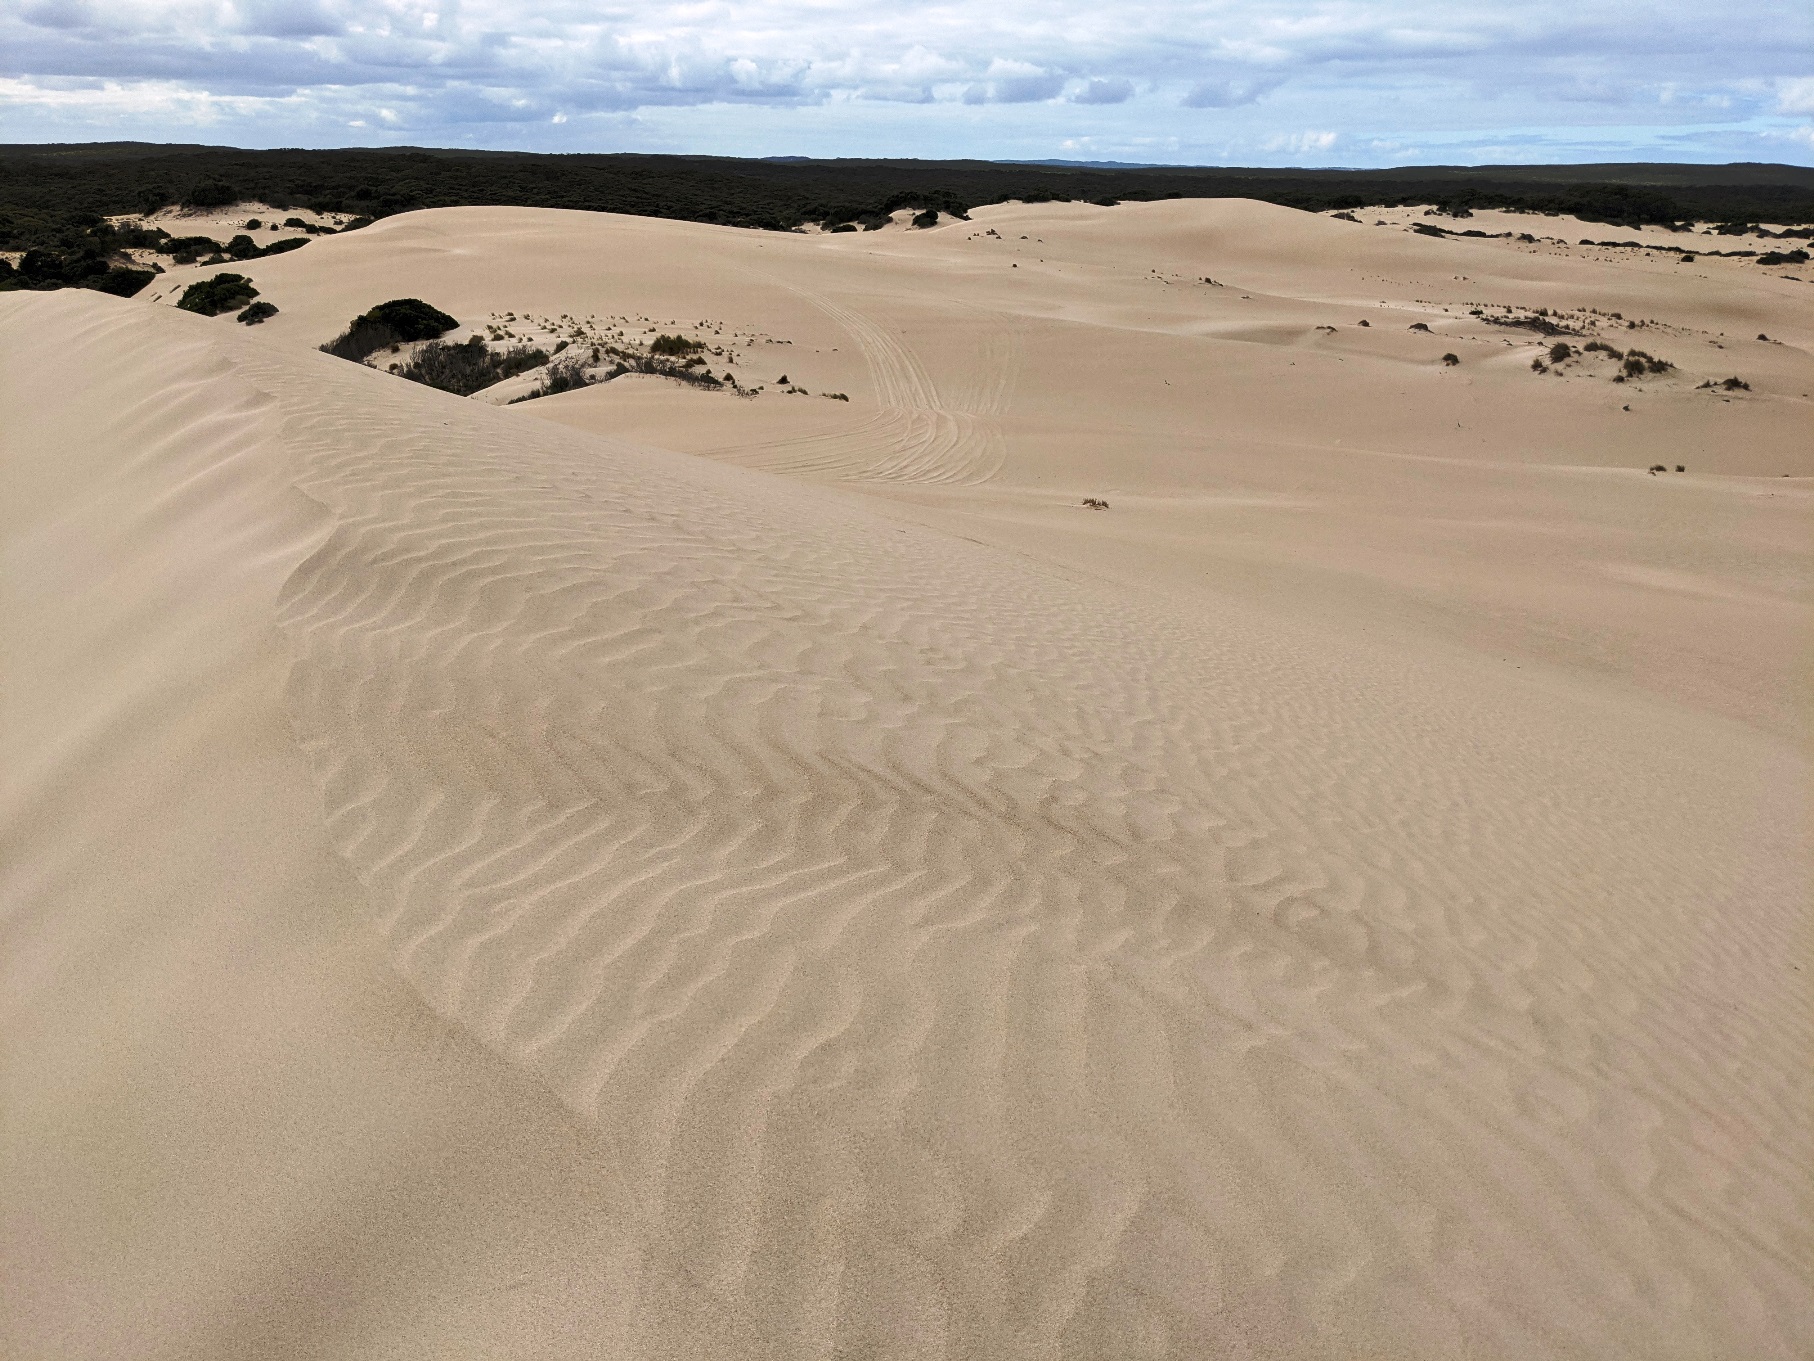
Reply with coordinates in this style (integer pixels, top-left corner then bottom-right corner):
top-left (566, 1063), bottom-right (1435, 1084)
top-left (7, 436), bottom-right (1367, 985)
top-left (1584, 340), bottom-right (1623, 358)
top-left (176, 272), bottom-right (258, 316)
top-left (397, 337), bottom-right (547, 396)
top-left (1622, 350), bottom-right (1672, 377)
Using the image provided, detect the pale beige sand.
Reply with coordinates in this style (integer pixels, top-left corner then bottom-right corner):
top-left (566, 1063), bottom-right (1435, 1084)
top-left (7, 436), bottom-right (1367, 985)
top-left (5, 198), bottom-right (1812, 1359)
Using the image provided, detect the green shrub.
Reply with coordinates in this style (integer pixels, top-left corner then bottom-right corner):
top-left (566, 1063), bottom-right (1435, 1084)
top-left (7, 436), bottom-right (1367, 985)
top-left (237, 300), bottom-right (278, 324)
top-left (183, 179), bottom-right (238, 209)
top-left (91, 267), bottom-right (156, 297)
top-left (177, 272), bottom-right (259, 315)
top-left (1442, 353), bottom-right (1460, 366)
top-left (650, 333), bottom-right (703, 357)
top-left (321, 298), bottom-right (457, 362)
top-left (1548, 342), bottom-right (1572, 363)
top-left (360, 298), bottom-right (458, 340)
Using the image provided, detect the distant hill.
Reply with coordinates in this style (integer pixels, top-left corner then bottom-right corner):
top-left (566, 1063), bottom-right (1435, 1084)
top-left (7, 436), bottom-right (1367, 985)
top-left (5, 142), bottom-right (1811, 296)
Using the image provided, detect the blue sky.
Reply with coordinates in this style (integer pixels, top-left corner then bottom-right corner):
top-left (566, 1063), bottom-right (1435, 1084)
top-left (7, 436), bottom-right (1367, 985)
top-left (3, 0), bottom-right (1811, 165)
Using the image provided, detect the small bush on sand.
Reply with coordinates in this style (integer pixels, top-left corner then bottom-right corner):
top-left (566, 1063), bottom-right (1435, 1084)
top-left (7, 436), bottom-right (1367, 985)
top-left (322, 298), bottom-right (458, 363)
top-left (237, 300), bottom-right (278, 324)
top-left (1548, 342), bottom-right (1572, 363)
top-left (509, 359), bottom-right (594, 403)
top-left (1442, 353), bottom-right (1460, 366)
top-left (1082, 497), bottom-right (1110, 510)
top-left (1622, 350), bottom-right (1672, 377)
top-left (912, 209), bottom-right (939, 229)
top-left (1530, 357), bottom-right (1546, 373)
top-left (1720, 376), bottom-right (1750, 390)
top-left (650, 333), bottom-right (704, 357)
top-left (1584, 340), bottom-right (1623, 358)
top-left (177, 272), bottom-right (259, 316)
top-left (1409, 322), bottom-right (1431, 332)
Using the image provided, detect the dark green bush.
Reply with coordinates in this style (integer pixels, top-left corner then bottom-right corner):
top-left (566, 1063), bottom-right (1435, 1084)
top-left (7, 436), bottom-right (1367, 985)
top-left (92, 267), bottom-right (155, 297)
top-left (359, 297), bottom-right (458, 340)
top-left (177, 272), bottom-right (259, 315)
top-left (1622, 350), bottom-right (1672, 377)
top-left (321, 298), bottom-right (457, 362)
top-left (237, 300), bottom-right (278, 324)
top-left (650, 333), bottom-right (703, 357)
top-left (184, 180), bottom-right (238, 209)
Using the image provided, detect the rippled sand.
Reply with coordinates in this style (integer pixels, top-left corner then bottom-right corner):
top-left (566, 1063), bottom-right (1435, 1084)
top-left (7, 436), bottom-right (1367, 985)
top-left (4, 199), bottom-right (1810, 1359)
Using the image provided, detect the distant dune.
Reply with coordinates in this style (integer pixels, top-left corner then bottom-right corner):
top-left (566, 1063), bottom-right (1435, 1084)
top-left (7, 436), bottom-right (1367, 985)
top-left (4, 198), bottom-right (1810, 1360)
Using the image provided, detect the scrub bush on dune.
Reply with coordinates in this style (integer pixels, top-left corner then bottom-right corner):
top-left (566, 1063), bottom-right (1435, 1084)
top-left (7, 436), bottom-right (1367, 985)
top-left (395, 336), bottom-right (549, 396)
top-left (322, 298), bottom-right (458, 363)
top-left (177, 272), bottom-right (258, 316)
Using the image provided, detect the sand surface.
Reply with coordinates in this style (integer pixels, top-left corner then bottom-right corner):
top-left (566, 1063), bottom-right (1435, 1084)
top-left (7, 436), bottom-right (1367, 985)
top-left (4, 199), bottom-right (1811, 1359)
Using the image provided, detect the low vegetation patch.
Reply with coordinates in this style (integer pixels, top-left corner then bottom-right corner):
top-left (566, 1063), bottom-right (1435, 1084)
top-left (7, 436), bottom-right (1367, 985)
top-left (322, 297), bottom-right (458, 362)
top-left (393, 337), bottom-right (548, 396)
top-left (1621, 349), bottom-right (1673, 377)
top-left (236, 300), bottom-right (278, 324)
top-left (177, 272), bottom-right (259, 316)
top-left (1485, 311), bottom-right (1579, 337)
top-left (649, 333), bottom-right (704, 357)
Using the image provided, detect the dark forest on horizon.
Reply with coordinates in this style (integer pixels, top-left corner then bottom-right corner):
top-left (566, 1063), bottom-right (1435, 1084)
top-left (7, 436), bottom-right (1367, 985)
top-left (5, 141), bottom-right (1813, 297)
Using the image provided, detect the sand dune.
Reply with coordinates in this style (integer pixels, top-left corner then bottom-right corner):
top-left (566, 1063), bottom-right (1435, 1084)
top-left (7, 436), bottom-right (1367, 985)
top-left (5, 198), bottom-right (1812, 1359)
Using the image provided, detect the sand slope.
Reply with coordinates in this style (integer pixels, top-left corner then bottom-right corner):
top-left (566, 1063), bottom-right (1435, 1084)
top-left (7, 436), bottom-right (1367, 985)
top-left (6, 201), bottom-right (1813, 1359)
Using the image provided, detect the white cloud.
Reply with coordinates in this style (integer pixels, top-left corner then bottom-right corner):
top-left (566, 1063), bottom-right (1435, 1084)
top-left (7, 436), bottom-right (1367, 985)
top-left (0, 0), bottom-right (1809, 163)
top-left (1777, 76), bottom-right (1814, 114)
top-left (1264, 129), bottom-right (1338, 153)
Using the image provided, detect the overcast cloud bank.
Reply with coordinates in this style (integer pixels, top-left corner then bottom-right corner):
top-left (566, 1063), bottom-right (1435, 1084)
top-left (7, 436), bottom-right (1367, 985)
top-left (2, 0), bottom-right (1810, 164)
